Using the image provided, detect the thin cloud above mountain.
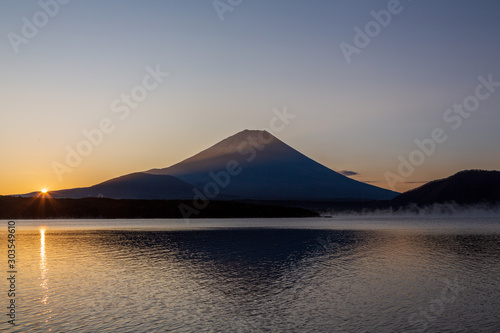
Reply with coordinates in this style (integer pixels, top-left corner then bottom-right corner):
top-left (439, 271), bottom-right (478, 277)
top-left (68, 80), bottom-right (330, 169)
top-left (339, 170), bottom-right (359, 176)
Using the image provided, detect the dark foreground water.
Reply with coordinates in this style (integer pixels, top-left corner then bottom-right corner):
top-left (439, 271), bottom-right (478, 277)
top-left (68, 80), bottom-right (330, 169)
top-left (2, 217), bottom-right (500, 332)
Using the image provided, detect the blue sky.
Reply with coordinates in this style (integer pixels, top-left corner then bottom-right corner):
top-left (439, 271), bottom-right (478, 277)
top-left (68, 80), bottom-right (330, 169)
top-left (1, 0), bottom-right (500, 194)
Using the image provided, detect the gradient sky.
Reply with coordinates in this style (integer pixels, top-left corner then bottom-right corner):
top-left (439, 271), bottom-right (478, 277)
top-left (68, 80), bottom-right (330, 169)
top-left (1, 0), bottom-right (500, 195)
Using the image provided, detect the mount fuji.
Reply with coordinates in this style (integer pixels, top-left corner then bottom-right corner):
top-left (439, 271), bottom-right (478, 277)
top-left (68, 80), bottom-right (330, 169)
top-left (146, 129), bottom-right (398, 201)
top-left (22, 130), bottom-right (398, 201)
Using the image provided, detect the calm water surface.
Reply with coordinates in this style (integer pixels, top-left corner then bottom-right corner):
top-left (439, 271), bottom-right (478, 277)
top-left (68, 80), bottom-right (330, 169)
top-left (2, 217), bottom-right (500, 332)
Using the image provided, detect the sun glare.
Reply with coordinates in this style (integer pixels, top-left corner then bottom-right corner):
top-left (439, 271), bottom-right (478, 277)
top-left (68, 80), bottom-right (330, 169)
top-left (41, 188), bottom-right (48, 194)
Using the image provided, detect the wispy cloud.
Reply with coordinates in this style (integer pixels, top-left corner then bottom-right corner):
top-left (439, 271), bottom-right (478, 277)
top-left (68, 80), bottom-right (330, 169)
top-left (339, 170), bottom-right (359, 176)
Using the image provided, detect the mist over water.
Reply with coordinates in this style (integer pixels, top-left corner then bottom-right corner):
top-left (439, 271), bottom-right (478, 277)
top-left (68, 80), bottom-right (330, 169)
top-left (323, 202), bottom-right (500, 218)
top-left (3, 218), bottom-right (500, 332)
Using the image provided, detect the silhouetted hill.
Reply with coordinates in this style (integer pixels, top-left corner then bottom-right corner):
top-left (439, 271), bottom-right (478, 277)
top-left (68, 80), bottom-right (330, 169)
top-left (391, 170), bottom-right (500, 206)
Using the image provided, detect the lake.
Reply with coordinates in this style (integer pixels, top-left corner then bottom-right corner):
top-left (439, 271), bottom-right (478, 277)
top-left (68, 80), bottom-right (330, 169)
top-left (2, 217), bottom-right (500, 332)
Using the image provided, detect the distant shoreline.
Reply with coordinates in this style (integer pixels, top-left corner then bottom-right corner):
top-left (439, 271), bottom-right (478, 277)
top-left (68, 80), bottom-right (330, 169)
top-left (0, 196), bottom-right (318, 220)
top-left (2, 195), bottom-right (499, 220)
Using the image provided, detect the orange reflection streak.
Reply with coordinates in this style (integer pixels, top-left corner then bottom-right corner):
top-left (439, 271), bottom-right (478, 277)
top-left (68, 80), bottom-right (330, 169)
top-left (40, 229), bottom-right (49, 304)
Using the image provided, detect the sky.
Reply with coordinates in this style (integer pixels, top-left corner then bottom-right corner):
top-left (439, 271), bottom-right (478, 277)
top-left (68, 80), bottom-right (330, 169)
top-left (1, 0), bottom-right (500, 195)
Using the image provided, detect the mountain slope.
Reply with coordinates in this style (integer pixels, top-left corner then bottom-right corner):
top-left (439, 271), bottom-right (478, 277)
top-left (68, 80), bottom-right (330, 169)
top-left (391, 170), bottom-right (500, 205)
top-left (22, 173), bottom-right (196, 200)
top-left (147, 130), bottom-right (398, 201)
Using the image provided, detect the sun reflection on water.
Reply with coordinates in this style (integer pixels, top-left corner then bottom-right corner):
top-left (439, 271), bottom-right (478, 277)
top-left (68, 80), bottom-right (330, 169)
top-left (40, 229), bottom-right (48, 304)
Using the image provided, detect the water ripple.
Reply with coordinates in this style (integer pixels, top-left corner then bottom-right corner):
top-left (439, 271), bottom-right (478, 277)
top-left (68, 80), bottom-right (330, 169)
top-left (3, 219), bottom-right (500, 332)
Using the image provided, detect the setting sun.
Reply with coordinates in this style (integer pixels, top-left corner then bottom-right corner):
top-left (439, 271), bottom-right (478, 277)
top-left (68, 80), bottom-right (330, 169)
top-left (41, 188), bottom-right (48, 194)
